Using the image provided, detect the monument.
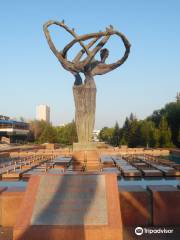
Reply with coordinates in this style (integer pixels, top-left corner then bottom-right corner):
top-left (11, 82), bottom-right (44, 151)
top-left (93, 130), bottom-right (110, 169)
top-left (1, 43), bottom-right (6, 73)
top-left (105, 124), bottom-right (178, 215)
top-left (43, 20), bottom-right (130, 150)
top-left (12, 21), bottom-right (131, 240)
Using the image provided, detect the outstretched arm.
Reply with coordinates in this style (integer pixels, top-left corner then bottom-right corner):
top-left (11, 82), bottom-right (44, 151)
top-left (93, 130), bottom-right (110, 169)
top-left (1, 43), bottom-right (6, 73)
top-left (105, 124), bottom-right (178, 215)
top-left (43, 20), bottom-right (62, 60)
top-left (61, 31), bottom-right (112, 70)
top-left (42, 21), bottom-right (111, 71)
top-left (61, 31), bottom-right (109, 61)
top-left (43, 20), bottom-right (84, 73)
top-left (73, 36), bottom-right (101, 63)
top-left (81, 34), bottom-right (111, 66)
top-left (92, 30), bottom-right (131, 76)
top-left (81, 26), bottom-right (115, 66)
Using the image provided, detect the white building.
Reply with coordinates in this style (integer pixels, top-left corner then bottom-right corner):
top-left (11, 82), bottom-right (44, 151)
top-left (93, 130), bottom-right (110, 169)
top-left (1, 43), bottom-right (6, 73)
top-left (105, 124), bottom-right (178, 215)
top-left (92, 129), bottom-right (100, 142)
top-left (36, 104), bottom-right (50, 123)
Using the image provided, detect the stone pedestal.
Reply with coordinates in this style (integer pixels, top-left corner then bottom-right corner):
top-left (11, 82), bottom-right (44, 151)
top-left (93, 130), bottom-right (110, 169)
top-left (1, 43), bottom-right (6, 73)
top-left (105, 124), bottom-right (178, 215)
top-left (147, 185), bottom-right (180, 226)
top-left (0, 187), bottom-right (25, 227)
top-left (13, 173), bottom-right (122, 240)
top-left (73, 142), bottom-right (97, 151)
top-left (119, 185), bottom-right (151, 226)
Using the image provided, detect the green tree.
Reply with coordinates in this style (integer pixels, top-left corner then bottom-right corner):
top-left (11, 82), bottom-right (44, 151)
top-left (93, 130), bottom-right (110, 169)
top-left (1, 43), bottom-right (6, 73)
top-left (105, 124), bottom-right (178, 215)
top-left (39, 124), bottom-right (57, 143)
top-left (99, 127), bottom-right (114, 143)
top-left (56, 120), bottom-right (78, 145)
top-left (159, 116), bottom-right (173, 147)
top-left (147, 109), bottom-right (164, 127)
top-left (99, 95), bottom-right (180, 148)
top-left (119, 135), bottom-right (127, 146)
top-left (112, 122), bottom-right (120, 146)
top-left (128, 118), bottom-right (140, 147)
top-left (178, 128), bottom-right (180, 145)
top-left (148, 99), bottom-right (180, 147)
top-left (139, 120), bottom-right (159, 147)
top-left (119, 114), bottom-right (139, 147)
top-left (149, 128), bottom-right (160, 147)
top-left (121, 117), bottom-right (131, 144)
top-left (164, 101), bottom-right (180, 147)
top-left (29, 120), bottom-right (50, 142)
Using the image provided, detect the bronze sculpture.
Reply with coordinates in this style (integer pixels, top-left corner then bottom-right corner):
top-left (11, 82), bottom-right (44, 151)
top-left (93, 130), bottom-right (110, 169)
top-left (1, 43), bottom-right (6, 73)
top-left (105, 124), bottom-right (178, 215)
top-left (43, 20), bottom-right (130, 145)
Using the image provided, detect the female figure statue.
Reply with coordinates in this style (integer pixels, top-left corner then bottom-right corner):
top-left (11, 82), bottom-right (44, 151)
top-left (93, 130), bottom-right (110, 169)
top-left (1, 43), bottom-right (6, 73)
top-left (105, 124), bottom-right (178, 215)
top-left (43, 20), bottom-right (130, 144)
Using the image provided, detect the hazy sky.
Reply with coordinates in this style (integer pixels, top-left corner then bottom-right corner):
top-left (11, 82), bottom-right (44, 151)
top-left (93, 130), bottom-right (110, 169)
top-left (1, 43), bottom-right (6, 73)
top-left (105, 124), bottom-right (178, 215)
top-left (0, 0), bottom-right (180, 129)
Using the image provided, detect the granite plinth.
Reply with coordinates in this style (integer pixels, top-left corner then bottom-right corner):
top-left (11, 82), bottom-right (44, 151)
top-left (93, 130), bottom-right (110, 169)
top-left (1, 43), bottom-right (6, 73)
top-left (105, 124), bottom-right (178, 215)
top-left (13, 173), bottom-right (122, 240)
top-left (0, 187), bottom-right (25, 227)
top-left (31, 175), bottom-right (107, 225)
top-left (119, 185), bottom-right (151, 226)
top-left (147, 185), bottom-right (180, 226)
top-left (73, 142), bottom-right (97, 151)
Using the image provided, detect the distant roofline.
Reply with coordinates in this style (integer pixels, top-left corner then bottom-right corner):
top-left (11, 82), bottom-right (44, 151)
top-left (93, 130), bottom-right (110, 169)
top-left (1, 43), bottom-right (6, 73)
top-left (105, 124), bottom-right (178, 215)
top-left (0, 119), bottom-right (28, 125)
top-left (0, 115), bottom-right (10, 120)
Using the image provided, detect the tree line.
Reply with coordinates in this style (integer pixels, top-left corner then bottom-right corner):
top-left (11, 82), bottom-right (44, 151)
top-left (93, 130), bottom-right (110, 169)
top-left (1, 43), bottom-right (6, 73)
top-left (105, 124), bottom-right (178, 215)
top-left (28, 96), bottom-right (180, 148)
top-left (99, 97), bottom-right (180, 148)
top-left (28, 120), bottom-right (77, 145)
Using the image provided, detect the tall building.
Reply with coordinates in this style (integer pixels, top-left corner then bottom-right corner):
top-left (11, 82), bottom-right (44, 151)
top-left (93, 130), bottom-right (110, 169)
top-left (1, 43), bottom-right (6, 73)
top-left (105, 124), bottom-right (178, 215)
top-left (36, 104), bottom-right (50, 123)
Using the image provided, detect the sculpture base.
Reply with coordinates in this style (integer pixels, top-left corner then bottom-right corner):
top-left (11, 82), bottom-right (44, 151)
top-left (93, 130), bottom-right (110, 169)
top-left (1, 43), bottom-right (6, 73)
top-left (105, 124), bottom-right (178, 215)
top-left (13, 174), bottom-right (122, 240)
top-left (73, 142), bottom-right (97, 151)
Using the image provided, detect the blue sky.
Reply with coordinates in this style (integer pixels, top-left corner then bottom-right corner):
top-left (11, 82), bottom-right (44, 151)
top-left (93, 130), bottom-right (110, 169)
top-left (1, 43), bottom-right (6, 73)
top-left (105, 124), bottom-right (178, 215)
top-left (0, 0), bottom-right (180, 128)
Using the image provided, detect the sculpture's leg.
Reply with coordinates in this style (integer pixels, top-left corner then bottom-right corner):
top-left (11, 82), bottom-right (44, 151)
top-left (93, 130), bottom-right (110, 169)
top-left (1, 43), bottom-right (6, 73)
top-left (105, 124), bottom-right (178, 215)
top-left (73, 77), bottom-right (96, 143)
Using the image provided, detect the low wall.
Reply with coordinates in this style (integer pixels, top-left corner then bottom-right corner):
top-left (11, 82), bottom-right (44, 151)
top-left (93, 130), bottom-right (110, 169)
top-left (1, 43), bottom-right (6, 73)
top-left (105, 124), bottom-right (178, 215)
top-left (0, 145), bottom-right (45, 154)
top-left (0, 148), bottom-right (170, 160)
top-left (98, 148), bottom-right (169, 156)
top-left (0, 152), bottom-right (10, 158)
top-left (0, 187), bottom-right (25, 226)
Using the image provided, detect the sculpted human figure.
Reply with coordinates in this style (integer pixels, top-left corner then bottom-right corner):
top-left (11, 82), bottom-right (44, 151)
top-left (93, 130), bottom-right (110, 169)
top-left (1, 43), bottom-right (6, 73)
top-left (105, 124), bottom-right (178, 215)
top-left (43, 20), bottom-right (130, 144)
